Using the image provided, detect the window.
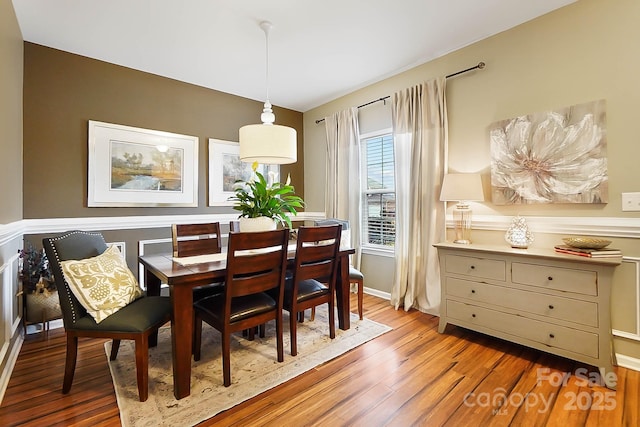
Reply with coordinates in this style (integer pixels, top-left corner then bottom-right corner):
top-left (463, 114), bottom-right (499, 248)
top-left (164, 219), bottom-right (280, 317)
top-left (361, 131), bottom-right (395, 248)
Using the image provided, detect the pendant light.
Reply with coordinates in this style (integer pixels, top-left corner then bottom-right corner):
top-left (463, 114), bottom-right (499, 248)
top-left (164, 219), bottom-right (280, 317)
top-left (239, 21), bottom-right (297, 164)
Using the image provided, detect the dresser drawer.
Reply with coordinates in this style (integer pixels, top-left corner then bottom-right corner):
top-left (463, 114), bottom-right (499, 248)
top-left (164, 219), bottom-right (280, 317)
top-left (446, 300), bottom-right (599, 358)
top-left (511, 262), bottom-right (598, 296)
top-left (444, 254), bottom-right (506, 281)
top-left (446, 277), bottom-right (599, 327)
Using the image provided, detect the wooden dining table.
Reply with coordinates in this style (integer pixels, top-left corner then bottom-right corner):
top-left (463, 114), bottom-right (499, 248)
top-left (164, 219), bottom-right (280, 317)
top-left (139, 246), bottom-right (355, 400)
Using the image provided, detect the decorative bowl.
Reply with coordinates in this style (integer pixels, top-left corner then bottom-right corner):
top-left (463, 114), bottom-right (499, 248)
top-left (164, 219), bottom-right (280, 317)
top-left (562, 237), bottom-right (611, 249)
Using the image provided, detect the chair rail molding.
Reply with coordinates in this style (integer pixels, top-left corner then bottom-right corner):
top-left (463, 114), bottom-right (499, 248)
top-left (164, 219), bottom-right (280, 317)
top-left (0, 221), bottom-right (25, 247)
top-left (21, 212), bottom-right (327, 234)
top-left (11, 214), bottom-right (638, 239)
top-left (455, 215), bottom-right (640, 239)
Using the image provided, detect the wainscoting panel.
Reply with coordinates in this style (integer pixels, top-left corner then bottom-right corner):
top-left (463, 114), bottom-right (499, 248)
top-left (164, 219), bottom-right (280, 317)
top-left (612, 257), bottom-right (640, 341)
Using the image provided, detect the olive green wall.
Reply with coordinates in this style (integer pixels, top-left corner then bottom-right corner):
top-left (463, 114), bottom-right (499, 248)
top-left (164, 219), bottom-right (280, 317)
top-left (0, 0), bottom-right (23, 399)
top-left (22, 42), bottom-right (304, 220)
top-left (0, 0), bottom-right (23, 224)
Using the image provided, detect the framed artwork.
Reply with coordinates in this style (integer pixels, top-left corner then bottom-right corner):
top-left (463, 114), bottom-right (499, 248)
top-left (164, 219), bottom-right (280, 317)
top-left (490, 99), bottom-right (608, 205)
top-left (208, 138), bottom-right (279, 206)
top-left (88, 120), bottom-right (198, 207)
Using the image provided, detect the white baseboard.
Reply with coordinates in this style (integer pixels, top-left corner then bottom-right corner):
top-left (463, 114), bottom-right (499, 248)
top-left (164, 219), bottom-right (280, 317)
top-left (363, 287), bottom-right (390, 300)
top-left (614, 353), bottom-right (640, 372)
top-left (0, 333), bottom-right (23, 404)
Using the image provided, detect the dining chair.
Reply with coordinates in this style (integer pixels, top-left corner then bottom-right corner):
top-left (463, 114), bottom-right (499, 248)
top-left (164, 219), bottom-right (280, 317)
top-left (284, 224), bottom-right (341, 356)
top-left (228, 219), bottom-right (266, 341)
top-left (43, 230), bottom-right (171, 402)
top-left (172, 222), bottom-right (224, 301)
top-left (193, 228), bottom-right (290, 386)
top-left (314, 218), bottom-right (365, 320)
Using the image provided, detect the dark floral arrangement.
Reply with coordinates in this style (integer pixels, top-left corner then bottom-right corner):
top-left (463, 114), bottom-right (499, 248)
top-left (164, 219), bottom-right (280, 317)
top-left (19, 241), bottom-right (55, 294)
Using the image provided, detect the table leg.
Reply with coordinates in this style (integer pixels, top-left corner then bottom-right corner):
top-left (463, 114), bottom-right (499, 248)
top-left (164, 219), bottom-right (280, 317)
top-left (171, 284), bottom-right (193, 399)
top-left (144, 269), bottom-right (161, 347)
top-left (336, 255), bottom-right (351, 330)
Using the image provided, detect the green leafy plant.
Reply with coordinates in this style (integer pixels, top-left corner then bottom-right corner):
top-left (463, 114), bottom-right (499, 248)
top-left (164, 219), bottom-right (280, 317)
top-left (229, 162), bottom-right (305, 228)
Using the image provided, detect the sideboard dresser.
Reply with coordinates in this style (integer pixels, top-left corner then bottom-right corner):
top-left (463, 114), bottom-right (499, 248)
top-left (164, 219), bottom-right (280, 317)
top-left (434, 242), bottom-right (622, 388)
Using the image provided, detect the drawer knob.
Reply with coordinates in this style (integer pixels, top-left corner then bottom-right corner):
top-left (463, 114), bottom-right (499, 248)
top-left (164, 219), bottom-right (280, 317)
top-left (470, 265), bottom-right (476, 270)
top-left (472, 314), bottom-right (476, 318)
top-left (547, 276), bottom-right (553, 281)
top-left (548, 305), bottom-right (554, 310)
top-left (549, 333), bottom-right (555, 339)
top-left (471, 289), bottom-right (476, 294)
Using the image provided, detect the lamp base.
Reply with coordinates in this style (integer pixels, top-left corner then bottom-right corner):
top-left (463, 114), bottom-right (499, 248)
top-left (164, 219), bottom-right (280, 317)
top-left (453, 238), bottom-right (472, 245)
top-left (453, 204), bottom-right (473, 245)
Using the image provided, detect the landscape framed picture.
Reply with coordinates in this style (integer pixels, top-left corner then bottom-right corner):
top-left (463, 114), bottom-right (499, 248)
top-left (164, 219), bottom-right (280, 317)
top-left (208, 138), bottom-right (279, 206)
top-left (88, 120), bottom-right (199, 207)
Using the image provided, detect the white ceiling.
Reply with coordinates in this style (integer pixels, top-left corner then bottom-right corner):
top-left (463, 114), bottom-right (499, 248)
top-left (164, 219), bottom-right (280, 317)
top-left (12, 0), bottom-right (575, 112)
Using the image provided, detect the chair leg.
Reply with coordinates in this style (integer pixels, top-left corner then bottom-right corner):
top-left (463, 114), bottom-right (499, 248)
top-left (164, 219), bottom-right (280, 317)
top-left (259, 323), bottom-right (266, 338)
top-left (222, 332), bottom-right (231, 387)
top-left (276, 312), bottom-right (284, 363)
top-left (62, 334), bottom-right (78, 394)
top-left (110, 339), bottom-right (121, 360)
top-left (357, 279), bottom-right (364, 320)
top-left (310, 307), bottom-right (316, 321)
top-left (193, 315), bottom-right (203, 361)
top-left (290, 310), bottom-right (298, 356)
top-left (134, 336), bottom-right (149, 402)
top-left (328, 302), bottom-right (336, 340)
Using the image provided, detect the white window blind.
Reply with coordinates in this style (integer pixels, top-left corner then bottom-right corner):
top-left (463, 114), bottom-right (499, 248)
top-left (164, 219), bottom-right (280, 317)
top-left (361, 132), bottom-right (395, 247)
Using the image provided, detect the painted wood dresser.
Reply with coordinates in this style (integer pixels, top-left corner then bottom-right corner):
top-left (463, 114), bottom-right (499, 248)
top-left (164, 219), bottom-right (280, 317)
top-left (434, 242), bottom-right (621, 388)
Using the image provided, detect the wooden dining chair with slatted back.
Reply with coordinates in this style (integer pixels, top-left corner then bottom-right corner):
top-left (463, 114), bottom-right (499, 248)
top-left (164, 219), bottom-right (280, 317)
top-left (172, 222), bottom-right (224, 301)
top-left (314, 218), bottom-right (365, 319)
top-left (43, 230), bottom-right (172, 402)
top-left (284, 224), bottom-right (341, 356)
top-left (192, 228), bottom-right (290, 386)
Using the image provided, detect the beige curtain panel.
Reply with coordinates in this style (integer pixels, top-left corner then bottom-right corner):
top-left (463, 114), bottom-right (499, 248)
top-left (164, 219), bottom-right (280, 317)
top-left (390, 77), bottom-right (447, 314)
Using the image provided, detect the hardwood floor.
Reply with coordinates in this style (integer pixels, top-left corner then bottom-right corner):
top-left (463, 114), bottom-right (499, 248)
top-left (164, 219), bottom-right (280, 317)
top-left (1, 293), bottom-right (638, 426)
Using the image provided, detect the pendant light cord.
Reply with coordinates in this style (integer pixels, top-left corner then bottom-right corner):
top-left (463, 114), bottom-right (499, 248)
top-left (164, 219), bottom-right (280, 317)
top-left (260, 21), bottom-right (273, 105)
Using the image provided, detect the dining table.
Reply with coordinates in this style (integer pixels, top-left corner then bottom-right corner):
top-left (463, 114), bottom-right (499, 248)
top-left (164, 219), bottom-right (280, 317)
top-left (139, 245), bottom-right (355, 400)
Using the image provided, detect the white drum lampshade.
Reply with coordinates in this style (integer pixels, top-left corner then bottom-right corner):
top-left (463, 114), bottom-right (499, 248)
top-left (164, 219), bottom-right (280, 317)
top-left (239, 123), bottom-right (297, 164)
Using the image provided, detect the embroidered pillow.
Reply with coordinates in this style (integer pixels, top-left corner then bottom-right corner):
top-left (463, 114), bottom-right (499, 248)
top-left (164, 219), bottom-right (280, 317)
top-left (60, 245), bottom-right (143, 323)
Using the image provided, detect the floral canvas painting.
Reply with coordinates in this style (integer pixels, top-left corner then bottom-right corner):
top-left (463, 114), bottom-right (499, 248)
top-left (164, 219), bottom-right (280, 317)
top-left (490, 99), bottom-right (607, 205)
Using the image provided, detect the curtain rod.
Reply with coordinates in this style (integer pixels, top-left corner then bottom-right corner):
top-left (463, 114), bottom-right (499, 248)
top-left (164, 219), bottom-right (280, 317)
top-left (315, 61), bottom-right (485, 124)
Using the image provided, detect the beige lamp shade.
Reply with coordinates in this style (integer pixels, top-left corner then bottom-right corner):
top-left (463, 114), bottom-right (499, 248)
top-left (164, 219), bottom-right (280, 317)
top-left (239, 123), bottom-right (297, 164)
top-left (439, 173), bottom-right (484, 202)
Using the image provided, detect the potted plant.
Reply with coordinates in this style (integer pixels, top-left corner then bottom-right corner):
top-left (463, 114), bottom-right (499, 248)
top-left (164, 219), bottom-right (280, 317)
top-left (19, 241), bottom-right (61, 325)
top-left (229, 162), bottom-right (305, 231)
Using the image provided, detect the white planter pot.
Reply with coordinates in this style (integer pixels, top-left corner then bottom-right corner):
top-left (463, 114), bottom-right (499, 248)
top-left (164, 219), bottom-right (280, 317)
top-left (239, 217), bottom-right (277, 232)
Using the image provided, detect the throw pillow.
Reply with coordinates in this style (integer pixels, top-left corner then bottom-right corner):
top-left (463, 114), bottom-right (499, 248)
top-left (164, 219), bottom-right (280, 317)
top-left (60, 245), bottom-right (143, 323)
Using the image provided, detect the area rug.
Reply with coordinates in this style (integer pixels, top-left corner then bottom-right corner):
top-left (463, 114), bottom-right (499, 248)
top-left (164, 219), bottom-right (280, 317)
top-left (105, 306), bottom-right (391, 426)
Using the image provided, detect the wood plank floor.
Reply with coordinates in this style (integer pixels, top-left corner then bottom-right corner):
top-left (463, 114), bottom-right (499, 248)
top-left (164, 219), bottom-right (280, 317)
top-left (0, 293), bottom-right (637, 426)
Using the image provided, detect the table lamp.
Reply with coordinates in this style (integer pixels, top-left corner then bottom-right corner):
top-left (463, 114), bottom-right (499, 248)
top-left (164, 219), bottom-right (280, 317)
top-left (440, 173), bottom-right (484, 244)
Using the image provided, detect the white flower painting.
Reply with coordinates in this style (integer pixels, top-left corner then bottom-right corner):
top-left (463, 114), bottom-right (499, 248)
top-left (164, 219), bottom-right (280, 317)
top-left (490, 99), bottom-right (607, 205)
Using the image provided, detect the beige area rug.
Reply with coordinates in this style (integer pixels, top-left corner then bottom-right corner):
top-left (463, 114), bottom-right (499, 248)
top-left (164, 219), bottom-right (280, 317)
top-left (105, 306), bottom-right (391, 426)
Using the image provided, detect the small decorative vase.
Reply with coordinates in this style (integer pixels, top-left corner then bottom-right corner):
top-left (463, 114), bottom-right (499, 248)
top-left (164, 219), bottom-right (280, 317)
top-left (239, 216), bottom-right (277, 232)
top-left (505, 215), bottom-right (534, 249)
